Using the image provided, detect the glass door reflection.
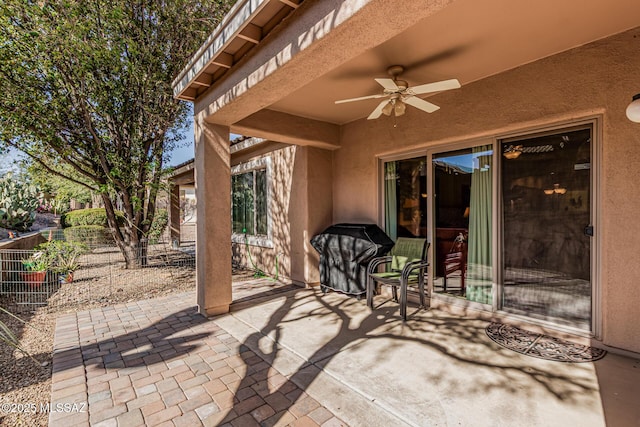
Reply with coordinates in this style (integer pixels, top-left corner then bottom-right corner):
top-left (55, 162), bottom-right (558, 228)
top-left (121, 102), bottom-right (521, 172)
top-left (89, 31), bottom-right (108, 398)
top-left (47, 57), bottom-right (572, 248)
top-left (432, 145), bottom-right (493, 303)
top-left (501, 128), bottom-right (592, 328)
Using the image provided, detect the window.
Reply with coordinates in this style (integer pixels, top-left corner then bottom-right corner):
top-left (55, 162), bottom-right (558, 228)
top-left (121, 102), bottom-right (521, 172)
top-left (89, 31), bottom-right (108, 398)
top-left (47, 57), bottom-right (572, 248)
top-left (232, 168), bottom-right (267, 235)
top-left (231, 157), bottom-right (271, 246)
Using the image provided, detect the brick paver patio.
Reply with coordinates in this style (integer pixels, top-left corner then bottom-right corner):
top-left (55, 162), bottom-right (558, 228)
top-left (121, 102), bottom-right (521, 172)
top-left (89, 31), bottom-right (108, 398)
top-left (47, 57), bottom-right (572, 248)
top-left (49, 291), bottom-right (347, 427)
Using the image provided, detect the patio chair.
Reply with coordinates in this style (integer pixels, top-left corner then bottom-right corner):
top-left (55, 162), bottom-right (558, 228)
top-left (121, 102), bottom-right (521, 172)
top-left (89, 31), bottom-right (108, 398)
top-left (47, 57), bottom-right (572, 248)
top-left (366, 237), bottom-right (429, 321)
top-left (443, 232), bottom-right (466, 294)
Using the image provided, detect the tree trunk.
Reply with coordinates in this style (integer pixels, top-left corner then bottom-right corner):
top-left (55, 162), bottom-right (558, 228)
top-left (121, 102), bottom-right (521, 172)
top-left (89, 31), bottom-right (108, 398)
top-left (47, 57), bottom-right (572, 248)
top-left (102, 193), bottom-right (149, 269)
top-left (122, 238), bottom-right (148, 269)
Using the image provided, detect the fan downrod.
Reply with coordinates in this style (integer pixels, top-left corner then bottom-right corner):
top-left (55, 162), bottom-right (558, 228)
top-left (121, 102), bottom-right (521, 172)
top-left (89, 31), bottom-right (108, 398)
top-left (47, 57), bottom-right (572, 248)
top-left (387, 65), bottom-right (407, 90)
top-left (387, 65), bottom-right (404, 78)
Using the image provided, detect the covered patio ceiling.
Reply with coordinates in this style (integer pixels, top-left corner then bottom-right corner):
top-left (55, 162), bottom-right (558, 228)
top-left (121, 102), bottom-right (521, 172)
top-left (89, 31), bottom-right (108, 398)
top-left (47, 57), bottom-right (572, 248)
top-left (176, 0), bottom-right (640, 138)
top-left (273, 0), bottom-right (640, 125)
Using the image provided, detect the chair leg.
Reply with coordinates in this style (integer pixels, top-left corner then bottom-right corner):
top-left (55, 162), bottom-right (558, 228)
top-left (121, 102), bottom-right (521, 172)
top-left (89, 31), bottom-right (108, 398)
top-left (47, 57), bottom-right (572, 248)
top-left (366, 277), bottom-right (374, 309)
top-left (400, 281), bottom-right (408, 321)
top-left (392, 286), bottom-right (398, 302)
top-left (418, 273), bottom-right (425, 308)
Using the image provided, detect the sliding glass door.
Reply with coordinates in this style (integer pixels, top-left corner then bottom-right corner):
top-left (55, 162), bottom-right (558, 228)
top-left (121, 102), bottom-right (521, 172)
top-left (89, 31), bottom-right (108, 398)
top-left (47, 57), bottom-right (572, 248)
top-left (381, 124), bottom-right (594, 330)
top-left (432, 145), bottom-right (493, 304)
top-left (501, 127), bottom-right (592, 328)
top-left (384, 157), bottom-right (427, 240)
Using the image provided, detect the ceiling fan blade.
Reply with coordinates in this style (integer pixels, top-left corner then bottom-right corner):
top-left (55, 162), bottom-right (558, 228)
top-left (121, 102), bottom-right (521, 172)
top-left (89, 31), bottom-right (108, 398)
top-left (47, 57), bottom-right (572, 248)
top-left (335, 93), bottom-right (387, 104)
top-left (367, 100), bottom-right (390, 120)
top-left (410, 79), bottom-right (461, 95)
top-left (375, 78), bottom-right (400, 91)
top-left (404, 96), bottom-right (440, 113)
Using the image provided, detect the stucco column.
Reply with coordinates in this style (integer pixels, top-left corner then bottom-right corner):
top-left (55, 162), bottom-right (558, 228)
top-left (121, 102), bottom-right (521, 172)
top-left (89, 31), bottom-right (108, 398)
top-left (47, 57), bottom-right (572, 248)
top-left (194, 120), bottom-right (232, 316)
top-left (169, 184), bottom-right (181, 245)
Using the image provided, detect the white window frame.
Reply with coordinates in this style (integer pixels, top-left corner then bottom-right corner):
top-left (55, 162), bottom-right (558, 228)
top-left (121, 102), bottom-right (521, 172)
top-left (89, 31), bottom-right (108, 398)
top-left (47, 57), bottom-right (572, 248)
top-left (231, 157), bottom-right (274, 248)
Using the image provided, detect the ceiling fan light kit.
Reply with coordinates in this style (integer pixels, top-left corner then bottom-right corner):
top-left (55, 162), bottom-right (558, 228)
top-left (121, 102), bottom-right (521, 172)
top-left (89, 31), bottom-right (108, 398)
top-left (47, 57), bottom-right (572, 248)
top-left (382, 100), bottom-right (395, 116)
top-left (335, 65), bottom-right (461, 121)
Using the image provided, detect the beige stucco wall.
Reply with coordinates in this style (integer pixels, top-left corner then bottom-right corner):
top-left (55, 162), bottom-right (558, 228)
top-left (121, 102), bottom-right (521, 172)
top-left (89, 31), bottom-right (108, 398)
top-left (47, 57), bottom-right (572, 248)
top-left (232, 145), bottom-right (333, 286)
top-left (332, 29), bottom-right (640, 353)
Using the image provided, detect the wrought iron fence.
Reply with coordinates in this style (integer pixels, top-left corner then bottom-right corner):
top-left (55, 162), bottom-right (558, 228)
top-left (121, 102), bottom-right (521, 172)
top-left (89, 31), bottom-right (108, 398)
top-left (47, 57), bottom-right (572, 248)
top-left (0, 231), bottom-right (195, 314)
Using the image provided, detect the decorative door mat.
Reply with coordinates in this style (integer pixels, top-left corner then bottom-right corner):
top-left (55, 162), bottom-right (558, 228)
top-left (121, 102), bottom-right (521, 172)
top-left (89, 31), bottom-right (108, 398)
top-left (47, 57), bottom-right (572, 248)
top-left (486, 322), bottom-right (606, 363)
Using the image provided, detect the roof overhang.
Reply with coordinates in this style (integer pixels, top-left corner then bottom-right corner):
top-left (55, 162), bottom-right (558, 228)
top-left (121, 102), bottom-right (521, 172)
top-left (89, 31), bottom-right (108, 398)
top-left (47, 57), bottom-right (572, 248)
top-left (173, 0), bottom-right (640, 146)
top-left (172, 0), bottom-right (303, 101)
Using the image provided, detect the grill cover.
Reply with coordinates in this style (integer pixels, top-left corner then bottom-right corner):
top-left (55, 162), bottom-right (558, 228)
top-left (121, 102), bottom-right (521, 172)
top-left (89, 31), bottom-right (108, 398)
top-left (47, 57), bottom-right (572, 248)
top-left (310, 223), bottom-right (394, 296)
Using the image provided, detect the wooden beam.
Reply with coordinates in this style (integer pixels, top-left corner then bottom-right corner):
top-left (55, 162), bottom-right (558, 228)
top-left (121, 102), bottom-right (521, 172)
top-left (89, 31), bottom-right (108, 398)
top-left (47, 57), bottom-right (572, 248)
top-left (279, 0), bottom-right (301, 8)
top-left (212, 52), bottom-right (234, 69)
top-left (179, 88), bottom-right (197, 101)
top-left (192, 73), bottom-right (213, 88)
top-left (238, 23), bottom-right (262, 44)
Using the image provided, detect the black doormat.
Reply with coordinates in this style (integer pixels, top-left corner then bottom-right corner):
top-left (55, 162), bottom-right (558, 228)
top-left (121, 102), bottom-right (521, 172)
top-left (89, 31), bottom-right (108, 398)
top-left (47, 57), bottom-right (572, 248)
top-left (486, 322), bottom-right (606, 363)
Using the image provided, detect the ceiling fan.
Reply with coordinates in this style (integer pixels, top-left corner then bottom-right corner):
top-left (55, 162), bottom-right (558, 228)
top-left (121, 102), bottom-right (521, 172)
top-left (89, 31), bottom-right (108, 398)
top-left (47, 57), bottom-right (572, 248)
top-left (334, 65), bottom-right (461, 120)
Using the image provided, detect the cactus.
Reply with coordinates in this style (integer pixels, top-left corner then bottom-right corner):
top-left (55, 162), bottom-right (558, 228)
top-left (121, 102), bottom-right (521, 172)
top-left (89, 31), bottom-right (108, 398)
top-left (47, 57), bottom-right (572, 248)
top-left (0, 173), bottom-right (41, 231)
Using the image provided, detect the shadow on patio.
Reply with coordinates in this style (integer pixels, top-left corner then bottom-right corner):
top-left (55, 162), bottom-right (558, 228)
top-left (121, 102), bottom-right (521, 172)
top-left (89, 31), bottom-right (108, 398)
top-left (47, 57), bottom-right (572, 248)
top-left (47, 275), bottom-right (640, 426)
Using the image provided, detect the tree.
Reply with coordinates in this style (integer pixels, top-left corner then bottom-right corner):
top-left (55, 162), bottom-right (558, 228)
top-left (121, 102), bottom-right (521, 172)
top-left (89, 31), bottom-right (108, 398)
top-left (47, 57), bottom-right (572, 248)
top-left (0, 0), bottom-right (232, 267)
top-left (25, 161), bottom-right (93, 212)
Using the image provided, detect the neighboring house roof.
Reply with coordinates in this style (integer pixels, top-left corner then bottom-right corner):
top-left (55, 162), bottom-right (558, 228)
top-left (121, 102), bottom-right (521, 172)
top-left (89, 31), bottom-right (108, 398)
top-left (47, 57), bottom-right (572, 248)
top-left (167, 135), bottom-right (284, 185)
top-left (170, 158), bottom-right (195, 173)
top-left (168, 159), bottom-right (195, 185)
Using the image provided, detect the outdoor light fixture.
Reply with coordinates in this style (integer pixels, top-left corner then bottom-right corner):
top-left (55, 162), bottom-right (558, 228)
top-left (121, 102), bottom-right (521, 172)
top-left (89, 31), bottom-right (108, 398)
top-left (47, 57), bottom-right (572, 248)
top-left (503, 145), bottom-right (523, 159)
top-left (626, 94), bottom-right (640, 123)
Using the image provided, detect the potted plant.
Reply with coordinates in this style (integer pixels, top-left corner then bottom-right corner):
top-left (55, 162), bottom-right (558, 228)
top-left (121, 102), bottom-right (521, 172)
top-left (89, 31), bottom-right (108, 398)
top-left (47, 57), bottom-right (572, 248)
top-left (36, 240), bottom-right (88, 284)
top-left (20, 251), bottom-right (51, 288)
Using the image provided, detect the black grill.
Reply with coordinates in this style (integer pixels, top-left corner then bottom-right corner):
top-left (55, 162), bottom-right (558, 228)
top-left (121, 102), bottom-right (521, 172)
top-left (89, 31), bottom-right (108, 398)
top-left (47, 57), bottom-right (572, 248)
top-left (310, 223), bottom-right (394, 296)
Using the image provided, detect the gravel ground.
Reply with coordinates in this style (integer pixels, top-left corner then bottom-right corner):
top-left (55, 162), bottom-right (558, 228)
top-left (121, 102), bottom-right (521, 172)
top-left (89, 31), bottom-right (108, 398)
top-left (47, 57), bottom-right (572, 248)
top-left (0, 309), bottom-right (53, 427)
top-left (0, 250), bottom-right (256, 427)
top-left (0, 246), bottom-right (198, 426)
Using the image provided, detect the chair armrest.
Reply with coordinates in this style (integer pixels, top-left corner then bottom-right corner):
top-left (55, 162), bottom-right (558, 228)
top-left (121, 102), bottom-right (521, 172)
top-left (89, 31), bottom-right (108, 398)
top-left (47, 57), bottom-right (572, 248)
top-left (401, 260), bottom-right (430, 281)
top-left (367, 256), bottom-right (393, 274)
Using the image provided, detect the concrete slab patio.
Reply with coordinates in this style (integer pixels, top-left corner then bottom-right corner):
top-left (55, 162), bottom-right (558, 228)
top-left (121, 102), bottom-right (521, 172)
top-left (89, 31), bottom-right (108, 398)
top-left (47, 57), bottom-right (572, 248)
top-left (49, 280), bottom-right (640, 427)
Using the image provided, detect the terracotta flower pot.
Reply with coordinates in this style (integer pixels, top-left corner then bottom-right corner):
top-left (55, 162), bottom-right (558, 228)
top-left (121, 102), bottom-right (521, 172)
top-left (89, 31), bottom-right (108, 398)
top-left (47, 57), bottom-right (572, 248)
top-left (20, 271), bottom-right (47, 288)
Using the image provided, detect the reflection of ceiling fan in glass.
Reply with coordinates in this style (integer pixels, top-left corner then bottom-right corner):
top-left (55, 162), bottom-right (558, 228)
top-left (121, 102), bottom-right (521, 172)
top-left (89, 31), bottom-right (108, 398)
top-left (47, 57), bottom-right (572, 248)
top-left (335, 65), bottom-right (461, 120)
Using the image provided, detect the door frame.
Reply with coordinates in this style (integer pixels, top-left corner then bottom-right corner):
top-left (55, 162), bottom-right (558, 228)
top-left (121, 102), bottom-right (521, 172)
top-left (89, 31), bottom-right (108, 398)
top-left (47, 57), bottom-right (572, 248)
top-left (494, 117), bottom-right (601, 337)
top-left (376, 116), bottom-right (601, 338)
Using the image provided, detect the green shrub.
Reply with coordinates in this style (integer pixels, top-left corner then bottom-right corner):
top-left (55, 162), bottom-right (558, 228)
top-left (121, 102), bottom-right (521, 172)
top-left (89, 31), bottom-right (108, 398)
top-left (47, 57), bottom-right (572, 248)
top-left (148, 209), bottom-right (168, 244)
top-left (35, 240), bottom-right (89, 273)
top-left (61, 208), bottom-right (125, 228)
top-left (64, 225), bottom-right (114, 246)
